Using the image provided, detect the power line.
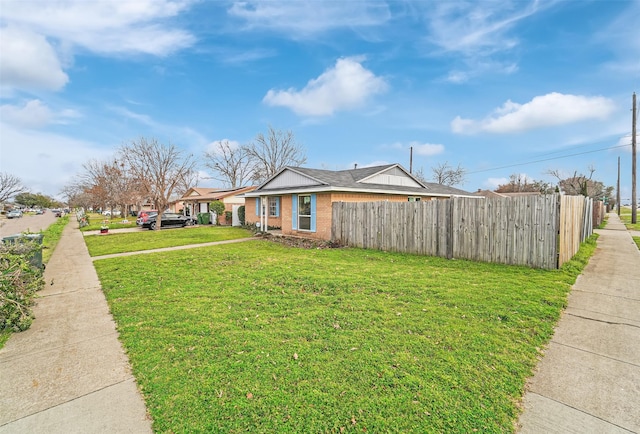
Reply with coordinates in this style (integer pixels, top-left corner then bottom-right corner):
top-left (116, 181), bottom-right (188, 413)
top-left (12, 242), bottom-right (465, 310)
top-left (467, 143), bottom-right (632, 175)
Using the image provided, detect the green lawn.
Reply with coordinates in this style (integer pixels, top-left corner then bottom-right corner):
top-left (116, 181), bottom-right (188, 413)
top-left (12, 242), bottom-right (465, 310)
top-left (84, 226), bottom-right (252, 256)
top-left (80, 213), bottom-right (139, 231)
top-left (633, 237), bottom-right (640, 250)
top-left (619, 207), bottom-right (640, 231)
top-left (93, 236), bottom-right (596, 433)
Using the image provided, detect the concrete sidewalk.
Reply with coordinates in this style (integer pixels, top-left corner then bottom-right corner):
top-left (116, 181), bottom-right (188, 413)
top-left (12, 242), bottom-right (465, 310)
top-left (518, 213), bottom-right (640, 433)
top-left (0, 220), bottom-right (152, 433)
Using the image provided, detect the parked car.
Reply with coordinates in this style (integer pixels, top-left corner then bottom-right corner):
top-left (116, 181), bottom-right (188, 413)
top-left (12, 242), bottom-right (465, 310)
top-left (102, 210), bottom-right (122, 217)
top-left (51, 209), bottom-right (62, 217)
top-left (35, 209), bottom-right (44, 215)
top-left (136, 210), bottom-right (158, 226)
top-left (7, 210), bottom-right (23, 219)
top-left (140, 212), bottom-right (195, 230)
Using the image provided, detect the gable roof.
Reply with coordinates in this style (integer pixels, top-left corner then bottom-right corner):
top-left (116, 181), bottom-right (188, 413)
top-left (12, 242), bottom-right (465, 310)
top-left (245, 164), bottom-right (474, 198)
top-left (180, 186), bottom-right (256, 201)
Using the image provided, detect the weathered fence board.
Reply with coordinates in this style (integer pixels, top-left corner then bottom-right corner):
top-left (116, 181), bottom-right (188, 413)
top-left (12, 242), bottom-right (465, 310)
top-left (333, 194), bottom-right (595, 269)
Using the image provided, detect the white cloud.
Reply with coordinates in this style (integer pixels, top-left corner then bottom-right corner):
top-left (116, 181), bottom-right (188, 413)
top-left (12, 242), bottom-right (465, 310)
top-left (452, 93), bottom-right (616, 134)
top-left (263, 57), bottom-right (388, 116)
top-left (0, 26), bottom-right (69, 92)
top-left (382, 141), bottom-right (444, 156)
top-left (595, 1), bottom-right (640, 76)
top-left (484, 177), bottom-right (508, 189)
top-left (0, 100), bottom-right (81, 129)
top-left (617, 133), bottom-right (640, 152)
top-left (421, 1), bottom-right (555, 82)
top-left (228, 1), bottom-right (390, 37)
top-left (425, 1), bottom-right (549, 56)
top-left (1, 100), bottom-right (53, 129)
top-left (1, 0), bottom-right (195, 55)
top-left (0, 123), bottom-right (113, 198)
top-left (0, 0), bottom-right (195, 94)
top-left (205, 139), bottom-right (242, 155)
top-left (411, 142), bottom-right (445, 156)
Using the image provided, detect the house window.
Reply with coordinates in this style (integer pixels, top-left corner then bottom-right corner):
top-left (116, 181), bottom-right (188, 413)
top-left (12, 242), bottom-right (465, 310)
top-left (292, 194), bottom-right (316, 232)
top-left (298, 195), bottom-right (311, 230)
top-left (408, 197), bottom-right (421, 202)
top-left (269, 197), bottom-right (280, 217)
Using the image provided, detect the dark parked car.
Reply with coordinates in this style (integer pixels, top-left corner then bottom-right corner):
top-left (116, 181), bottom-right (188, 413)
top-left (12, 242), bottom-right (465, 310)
top-left (140, 212), bottom-right (195, 230)
top-left (136, 211), bottom-right (158, 226)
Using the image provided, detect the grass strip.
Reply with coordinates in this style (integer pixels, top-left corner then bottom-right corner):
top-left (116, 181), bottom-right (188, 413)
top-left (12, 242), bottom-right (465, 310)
top-left (95, 235), bottom-right (597, 433)
top-left (619, 207), bottom-right (640, 231)
top-left (84, 226), bottom-right (252, 257)
top-left (41, 215), bottom-right (70, 264)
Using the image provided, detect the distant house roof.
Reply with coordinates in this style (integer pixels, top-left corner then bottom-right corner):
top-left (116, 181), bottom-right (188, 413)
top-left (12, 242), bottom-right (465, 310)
top-left (245, 164), bottom-right (474, 198)
top-left (180, 186), bottom-right (256, 202)
top-left (474, 190), bottom-right (542, 198)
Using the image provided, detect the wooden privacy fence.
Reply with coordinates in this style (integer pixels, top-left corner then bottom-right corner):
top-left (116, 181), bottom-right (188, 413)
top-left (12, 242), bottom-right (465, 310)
top-left (332, 195), bottom-right (598, 269)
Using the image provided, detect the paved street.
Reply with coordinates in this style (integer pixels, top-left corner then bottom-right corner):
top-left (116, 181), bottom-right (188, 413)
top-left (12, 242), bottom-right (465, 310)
top-left (0, 212), bottom-right (58, 238)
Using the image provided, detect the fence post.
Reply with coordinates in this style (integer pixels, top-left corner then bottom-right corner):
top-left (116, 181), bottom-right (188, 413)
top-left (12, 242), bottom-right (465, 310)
top-left (447, 198), bottom-right (454, 260)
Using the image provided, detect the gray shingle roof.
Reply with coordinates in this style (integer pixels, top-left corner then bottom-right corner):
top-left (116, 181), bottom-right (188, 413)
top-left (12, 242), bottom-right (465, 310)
top-left (255, 164), bottom-right (473, 197)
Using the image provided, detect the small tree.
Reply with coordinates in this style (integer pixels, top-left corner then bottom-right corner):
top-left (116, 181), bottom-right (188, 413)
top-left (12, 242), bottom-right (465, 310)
top-left (495, 174), bottom-right (555, 194)
top-left (119, 138), bottom-right (197, 229)
top-left (431, 162), bottom-right (466, 186)
top-left (0, 172), bottom-right (26, 203)
top-left (244, 125), bottom-right (307, 183)
top-left (203, 140), bottom-right (253, 188)
top-left (209, 201), bottom-right (226, 225)
top-left (547, 166), bottom-right (610, 199)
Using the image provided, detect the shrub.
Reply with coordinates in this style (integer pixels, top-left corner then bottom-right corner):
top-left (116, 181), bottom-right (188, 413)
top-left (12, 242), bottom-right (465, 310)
top-left (209, 201), bottom-right (226, 225)
top-left (0, 240), bottom-right (45, 331)
top-left (224, 211), bottom-right (232, 224)
top-left (238, 205), bottom-right (245, 225)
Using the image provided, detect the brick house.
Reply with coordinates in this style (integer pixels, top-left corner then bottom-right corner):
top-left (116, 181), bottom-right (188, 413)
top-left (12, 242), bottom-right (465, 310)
top-left (244, 164), bottom-right (474, 240)
top-left (180, 186), bottom-right (256, 225)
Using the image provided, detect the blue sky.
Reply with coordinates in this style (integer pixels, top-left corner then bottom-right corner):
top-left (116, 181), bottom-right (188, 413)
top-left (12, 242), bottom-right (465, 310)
top-left (1, 0), bottom-right (638, 202)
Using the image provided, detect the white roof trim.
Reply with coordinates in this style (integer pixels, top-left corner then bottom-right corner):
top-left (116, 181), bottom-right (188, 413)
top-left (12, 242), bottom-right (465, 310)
top-left (245, 185), bottom-right (478, 199)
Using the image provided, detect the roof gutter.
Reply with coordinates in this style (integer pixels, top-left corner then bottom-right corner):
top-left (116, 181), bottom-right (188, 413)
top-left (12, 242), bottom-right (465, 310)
top-left (244, 186), bottom-right (478, 199)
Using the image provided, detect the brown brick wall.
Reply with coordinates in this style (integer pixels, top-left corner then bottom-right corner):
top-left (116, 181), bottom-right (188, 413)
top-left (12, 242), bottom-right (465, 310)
top-left (248, 192), bottom-right (432, 240)
top-left (245, 197), bottom-right (283, 228)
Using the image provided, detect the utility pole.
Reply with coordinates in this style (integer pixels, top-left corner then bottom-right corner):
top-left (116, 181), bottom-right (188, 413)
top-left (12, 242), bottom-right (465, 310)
top-left (633, 92), bottom-right (637, 224)
top-left (617, 156), bottom-right (621, 216)
top-left (409, 146), bottom-right (413, 174)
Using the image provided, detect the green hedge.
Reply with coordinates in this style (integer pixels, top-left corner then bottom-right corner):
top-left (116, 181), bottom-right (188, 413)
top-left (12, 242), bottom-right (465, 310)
top-left (0, 240), bottom-right (45, 331)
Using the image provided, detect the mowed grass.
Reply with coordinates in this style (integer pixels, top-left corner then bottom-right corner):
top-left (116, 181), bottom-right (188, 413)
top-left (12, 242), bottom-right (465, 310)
top-left (80, 213), bottom-right (139, 231)
top-left (93, 236), bottom-right (597, 433)
top-left (84, 226), bottom-right (252, 256)
top-left (619, 207), bottom-right (640, 231)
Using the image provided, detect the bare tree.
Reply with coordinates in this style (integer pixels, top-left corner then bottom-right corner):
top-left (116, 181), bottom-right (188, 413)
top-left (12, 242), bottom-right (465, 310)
top-left (547, 166), bottom-right (608, 199)
top-left (203, 140), bottom-right (253, 188)
top-left (431, 162), bottom-right (466, 186)
top-left (0, 172), bottom-right (26, 203)
top-left (244, 126), bottom-right (307, 183)
top-left (495, 173), bottom-right (555, 194)
top-left (412, 167), bottom-right (427, 184)
top-left (119, 138), bottom-right (197, 229)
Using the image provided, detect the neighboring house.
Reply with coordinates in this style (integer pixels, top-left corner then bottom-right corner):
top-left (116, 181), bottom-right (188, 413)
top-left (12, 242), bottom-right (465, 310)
top-left (473, 190), bottom-right (542, 198)
top-left (244, 164), bottom-right (475, 240)
top-left (179, 186), bottom-right (256, 225)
